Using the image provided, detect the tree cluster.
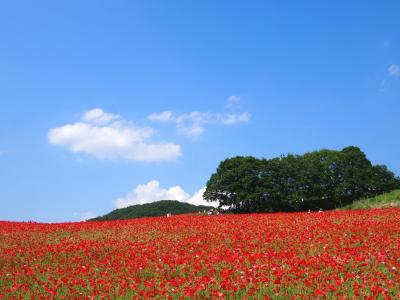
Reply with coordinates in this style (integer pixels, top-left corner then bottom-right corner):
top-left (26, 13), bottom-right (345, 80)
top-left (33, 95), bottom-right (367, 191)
top-left (203, 147), bottom-right (400, 212)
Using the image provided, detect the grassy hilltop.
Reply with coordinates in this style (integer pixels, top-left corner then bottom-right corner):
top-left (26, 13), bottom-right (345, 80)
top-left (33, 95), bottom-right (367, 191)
top-left (89, 200), bottom-right (214, 221)
top-left (340, 189), bottom-right (400, 210)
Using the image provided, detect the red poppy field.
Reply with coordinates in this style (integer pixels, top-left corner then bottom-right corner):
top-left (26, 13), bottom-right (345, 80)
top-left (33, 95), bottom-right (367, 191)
top-left (1, 209), bottom-right (399, 299)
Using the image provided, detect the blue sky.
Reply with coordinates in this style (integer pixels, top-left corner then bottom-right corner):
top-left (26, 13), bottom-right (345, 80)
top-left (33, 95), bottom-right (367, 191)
top-left (1, 1), bottom-right (399, 222)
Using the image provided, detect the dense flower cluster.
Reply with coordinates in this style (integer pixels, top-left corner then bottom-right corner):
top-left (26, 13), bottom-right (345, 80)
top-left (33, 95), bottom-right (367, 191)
top-left (1, 209), bottom-right (399, 299)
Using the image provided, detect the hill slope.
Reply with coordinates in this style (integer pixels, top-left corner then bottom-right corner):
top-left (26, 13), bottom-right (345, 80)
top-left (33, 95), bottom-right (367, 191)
top-left (89, 200), bottom-right (214, 221)
top-left (340, 189), bottom-right (400, 210)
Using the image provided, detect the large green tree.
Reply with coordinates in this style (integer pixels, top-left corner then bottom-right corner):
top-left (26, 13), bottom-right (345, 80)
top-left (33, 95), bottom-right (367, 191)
top-left (203, 156), bottom-right (263, 212)
top-left (203, 147), bottom-right (400, 212)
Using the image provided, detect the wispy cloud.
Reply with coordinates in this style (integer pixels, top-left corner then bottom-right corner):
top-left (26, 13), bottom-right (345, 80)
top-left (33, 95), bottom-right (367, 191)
top-left (379, 79), bottom-right (389, 93)
top-left (225, 95), bottom-right (241, 108)
top-left (0, 149), bottom-right (7, 156)
top-left (388, 64), bottom-right (400, 77)
top-left (48, 108), bottom-right (181, 161)
top-left (148, 111), bottom-right (173, 122)
top-left (383, 40), bottom-right (392, 48)
top-left (148, 97), bottom-right (251, 137)
top-left (149, 110), bottom-right (251, 136)
top-left (115, 180), bottom-right (218, 208)
top-left (216, 112), bottom-right (251, 125)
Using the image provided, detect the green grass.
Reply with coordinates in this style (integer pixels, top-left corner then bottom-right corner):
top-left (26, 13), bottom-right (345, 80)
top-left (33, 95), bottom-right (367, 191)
top-left (340, 189), bottom-right (400, 210)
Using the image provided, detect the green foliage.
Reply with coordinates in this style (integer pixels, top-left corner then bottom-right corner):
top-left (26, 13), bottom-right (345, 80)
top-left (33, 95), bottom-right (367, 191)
top-left (89, 200), bottom-right (213, 221)
top-left (339, 189), bottom-right (400, 210)
top-left (204, 146), bottom-right (400, 212)
top-left (203, 156), bottom-right (263, 212)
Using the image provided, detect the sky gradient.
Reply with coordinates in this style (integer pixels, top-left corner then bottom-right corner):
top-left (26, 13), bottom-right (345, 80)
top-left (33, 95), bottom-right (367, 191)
top-left (1, 1), bottom-right (399, 222)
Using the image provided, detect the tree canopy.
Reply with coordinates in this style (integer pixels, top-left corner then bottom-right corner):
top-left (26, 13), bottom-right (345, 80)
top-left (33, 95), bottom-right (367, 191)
top-left (203, 147), bottom-right (400, 212)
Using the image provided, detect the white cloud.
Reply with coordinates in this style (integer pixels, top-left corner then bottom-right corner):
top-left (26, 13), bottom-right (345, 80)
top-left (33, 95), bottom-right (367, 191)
top-left (149, 111), bottom-right (213, 134)
top-left (115, 180), bottom-right (218, 209)
top-left (72, 211), bottom-right (97, 221)
top-left (186, 187), bottom-right (209, 206)
top-left (388, 64), bottom-right (400, 77)
top-left (0, 149), bottom-right (7, 156)
top-left (48, 108), bottom-right (181, 161)
top-left (81, 108), bottom-right (120, 125)
top-left (148, 104), bottom-right (251, 137)
top-left (175, 111), bottom-right (212, 136)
